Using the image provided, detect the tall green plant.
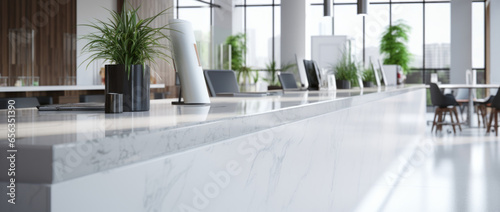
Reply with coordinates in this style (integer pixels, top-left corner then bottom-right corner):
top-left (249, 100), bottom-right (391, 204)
top-left (380, 20), bottom-right (412, 74)
top-left (335, 41), bottom-right (359, 86)
top-left (225, 33), bottom-right (246, 72)
top-left (80, 3), bottom-right (171, 75)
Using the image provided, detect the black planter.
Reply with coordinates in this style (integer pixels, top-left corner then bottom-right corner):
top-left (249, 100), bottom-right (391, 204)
top-left (336, 80), bottom-right (351, 89)
top-left (267, 85), bottom-right (282, 90)
top-left (105, 64), bottom-right (150, 112)
top-left (363, 81), bottom-right (373, 88)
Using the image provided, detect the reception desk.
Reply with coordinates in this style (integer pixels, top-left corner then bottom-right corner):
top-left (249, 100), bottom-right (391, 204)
top-left (0, 85), bottom-right (426, 212)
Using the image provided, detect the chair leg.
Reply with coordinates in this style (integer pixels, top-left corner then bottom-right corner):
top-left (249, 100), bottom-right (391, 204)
top-left (437, 109), bottom-right (443, 132)
top-left (495, 110), bottom-right (498, 136)
top-left (487, 108), bottom-right (495, 133)
top-left (482, 106), bottom-right (488, 128)
top-left (453, 107), bottom-right (462, 131)
top-left (449, 109), bottom-right (457, 134)
top-left (477, 106), bottom-right (481, 127)
top-left (431, 110), bottom-right (438, 132)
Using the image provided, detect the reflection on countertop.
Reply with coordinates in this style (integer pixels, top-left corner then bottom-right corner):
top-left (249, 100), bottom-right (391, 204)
top-left (0, 85), bottom-right (423, 146)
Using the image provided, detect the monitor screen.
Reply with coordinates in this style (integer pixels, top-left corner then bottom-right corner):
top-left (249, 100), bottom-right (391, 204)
top-left (303, 60), bottom-right (320, 90)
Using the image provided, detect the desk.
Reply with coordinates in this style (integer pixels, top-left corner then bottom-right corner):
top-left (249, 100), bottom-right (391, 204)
top-left (0, 85), bottom-right (426, 212)
top-left (0, 84), bottom-right (166, 103)
top-left (437, 84), bottom-right (500, 126)
top-left (0, 84), bottom-right (165, 92)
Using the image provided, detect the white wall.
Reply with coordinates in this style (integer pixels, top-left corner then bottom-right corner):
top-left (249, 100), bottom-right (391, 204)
top-left (281, 0), bottom-right (308, 65)
top-left (450, 0), bottom-right (473, 84)
top-left (489, 0), bottom-right (500, 88)
top-left (76, 0), bottom-right (117, 85)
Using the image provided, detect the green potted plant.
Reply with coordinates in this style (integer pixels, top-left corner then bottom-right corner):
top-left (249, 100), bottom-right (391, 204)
top-left (81, 4), bottom-right (170, 112)
top-left (380, 20), bottom-right (412, 75)
top-left (334, 41), bottom-right (358, 89)
top-left (264, 61), bottom-right (295, 90)
top-left (225, 33), bottom-right (246, 76)
top-left (362, 64), bottom-right (376, 87)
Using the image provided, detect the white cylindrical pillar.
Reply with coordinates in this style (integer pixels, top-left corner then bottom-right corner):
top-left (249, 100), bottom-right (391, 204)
top-left (169, 19), bottom-right (211, 104)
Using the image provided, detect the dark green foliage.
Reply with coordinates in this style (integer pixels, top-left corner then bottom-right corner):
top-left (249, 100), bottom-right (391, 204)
top-left (80, 3), bottom-right (171, 76)
top-left (335, 41), bottom-right (359, 86)
top-left (380, 20), bottom-right (412, 74)
top-left (362, 65), bottom-right (376, 83)
top-left (225, 33), bottom-right (246, 72)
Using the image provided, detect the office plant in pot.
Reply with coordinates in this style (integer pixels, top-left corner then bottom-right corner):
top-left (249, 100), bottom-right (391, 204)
top-left (362, 65), bottom-right (376, 87)
top-left (81, 5), bottom-right (170, 112)
top-left (225, 33), bottom-right (258, 91)
top-left (334, 42), bottom-right (358, 89)
top-left (264, 60), bottom-right (295, 90)
top-left (380, 20), bottom-right (412, 75)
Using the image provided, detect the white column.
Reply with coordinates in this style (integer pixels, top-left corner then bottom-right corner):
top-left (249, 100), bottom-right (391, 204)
top-left (489, 0), bottom-right (500, 87)
top-left (281, 0), bottom-right (308, 65)
top-left (450, 0), bottom-right (473, 84)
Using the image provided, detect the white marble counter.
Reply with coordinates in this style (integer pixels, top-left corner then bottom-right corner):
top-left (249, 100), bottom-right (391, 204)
top-left (0, 85), bottom-right (427, 212)
top-left (0, 85), bottom-right (425, 184)
top-left (0, 84), bottom-right (165, 92)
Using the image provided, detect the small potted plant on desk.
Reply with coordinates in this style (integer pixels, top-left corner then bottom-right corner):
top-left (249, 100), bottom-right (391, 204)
top-left (362, 66), bottom-right (376, 87)
top-left (334, 42), bottom-right (358, 89)
top-left (81, 4), bottom-right (170, 112)
top-left (264, 61), bottom-right (295, 90)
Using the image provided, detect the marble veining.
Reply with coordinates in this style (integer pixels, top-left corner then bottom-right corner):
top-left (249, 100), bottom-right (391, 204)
top-left (0, 86), bottom-right (425, 185)
top-left (0, 87), bottom-right (426, 212)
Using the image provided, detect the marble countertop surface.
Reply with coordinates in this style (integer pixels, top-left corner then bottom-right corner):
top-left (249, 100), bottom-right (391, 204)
top-left (0, 85), bottom-right (425, 183)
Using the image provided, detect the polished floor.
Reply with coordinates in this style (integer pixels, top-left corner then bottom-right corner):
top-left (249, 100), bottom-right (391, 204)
top-left (356, 113), bottom-right (500, 212)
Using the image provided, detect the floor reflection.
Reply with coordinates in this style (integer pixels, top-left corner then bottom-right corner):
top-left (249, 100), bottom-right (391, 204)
top-left (356, 114), bottom-right (500, 212)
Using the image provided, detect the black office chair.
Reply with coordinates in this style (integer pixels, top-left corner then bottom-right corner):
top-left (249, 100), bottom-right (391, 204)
top-left (429, 83), bottom-right (462, 133)
top-left (486, 89), bottom-right (500, 136)
top-left (80, 95), bottom-right (105, 103)
top-left (278, 73), bottom-right (299, 90)
top-left (0, 97), bottom-right (40, 109)
top-left (203, 70), bottom-right (241, 97)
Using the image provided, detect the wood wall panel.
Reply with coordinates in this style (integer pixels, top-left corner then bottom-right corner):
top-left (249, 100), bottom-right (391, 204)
top-left (125, 0), bottom-right (176, 87)
top-left (0, 0), bottom-right (76, 86)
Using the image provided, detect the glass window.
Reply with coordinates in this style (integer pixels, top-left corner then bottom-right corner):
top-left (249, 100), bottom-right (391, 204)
top-left (472, 2), bottom-right (485, 69)
top-left (246, 7), bottom-right (273, 68)
top-left (246, 0), bottom-right (273, 5)
top-left (178, 0), bottom-right (208, 7)
top-left (274, 5), bottom-right (281, 67)
top-left (333, 5), bottom-right (363, 60)
top-left (364, 4), bottom-right (390, 65)
top-left (178, 8), bottom-right (212, 68)
top-left (425, 3), bottom-right (450, 69)
top-left (309, 5), bottom-right (333, 36)
top-left (392, 3), bottom-right (423, 68)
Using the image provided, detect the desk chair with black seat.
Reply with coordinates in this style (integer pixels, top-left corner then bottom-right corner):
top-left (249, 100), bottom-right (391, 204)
top-left (486, 89), bottom-right (500, 136)
top-left (0, 97), bottom-right (40, 109)
top-left (430, 83), bottom-right (462, 133)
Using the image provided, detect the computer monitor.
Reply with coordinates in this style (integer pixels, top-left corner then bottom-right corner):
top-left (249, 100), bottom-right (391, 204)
top-left (203, 70), bottom-right (240, 97)
top-left (303, 59), bottom-right (321, 90)
top-left (278, 72), bottom-right (299, 90)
